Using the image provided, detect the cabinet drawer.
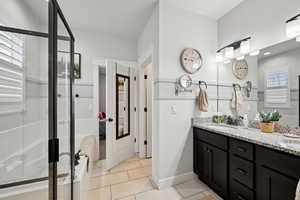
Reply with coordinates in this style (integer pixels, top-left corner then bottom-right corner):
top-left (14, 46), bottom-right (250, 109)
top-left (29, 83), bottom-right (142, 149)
top-left (230, 139), bottom-right (254, 160)
top-left (194, 128), bottom-right (228, 150)
top-left (256, 146), bottom-right (300, 178)
top-left (230, 155), bottom-right (254, 189)
top-left (230, 179), bottom-right (254, 200)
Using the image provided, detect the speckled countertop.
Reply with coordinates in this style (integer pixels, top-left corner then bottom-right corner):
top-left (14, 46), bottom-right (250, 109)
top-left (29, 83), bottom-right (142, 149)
top-left (192, 118), bottom-right (300, 157)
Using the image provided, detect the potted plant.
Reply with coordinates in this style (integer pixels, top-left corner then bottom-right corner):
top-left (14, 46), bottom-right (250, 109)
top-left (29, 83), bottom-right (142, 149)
top-left (259, 112), bottom-right (275, 133)
top-left (271, 110), bottom-right (282, 126)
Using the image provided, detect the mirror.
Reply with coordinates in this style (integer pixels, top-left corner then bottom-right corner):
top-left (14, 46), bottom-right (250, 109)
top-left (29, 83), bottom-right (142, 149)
top-left (179, 74), bottom-right (193, 88)
top-left (116, 74), bottom-right (130, 139)
top-left (217, 39), bottom-right (300, 128)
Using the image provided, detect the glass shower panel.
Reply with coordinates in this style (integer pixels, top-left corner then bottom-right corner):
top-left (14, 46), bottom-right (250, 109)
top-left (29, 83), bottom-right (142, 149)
top-left (0, 33), bottom-right (49, 199)
top-left (56, 14), bottom-right (73, 200)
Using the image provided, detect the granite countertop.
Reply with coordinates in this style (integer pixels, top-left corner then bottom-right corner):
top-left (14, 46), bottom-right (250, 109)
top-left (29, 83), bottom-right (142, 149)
top-left (192, 118), bottom-right (300, 157)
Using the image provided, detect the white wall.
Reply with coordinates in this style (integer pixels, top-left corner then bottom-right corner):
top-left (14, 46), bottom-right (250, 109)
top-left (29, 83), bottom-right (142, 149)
top-left (218, 0), bottom-right (300, 50)
top-left (154, 0), bottom-right (218, 187)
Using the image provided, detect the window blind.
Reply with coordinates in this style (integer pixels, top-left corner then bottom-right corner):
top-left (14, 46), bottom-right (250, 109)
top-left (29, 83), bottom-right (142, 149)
top-left (265, 71), bottom-right (290, 108)
top-left (0, 30), bottom-right (24, 104)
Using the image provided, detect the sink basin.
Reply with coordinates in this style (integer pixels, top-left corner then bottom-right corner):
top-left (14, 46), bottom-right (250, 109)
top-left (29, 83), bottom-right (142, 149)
top-left (279, 139), bottom-right (300, 151)
top-left (206, 123), bottom-right (239, 129)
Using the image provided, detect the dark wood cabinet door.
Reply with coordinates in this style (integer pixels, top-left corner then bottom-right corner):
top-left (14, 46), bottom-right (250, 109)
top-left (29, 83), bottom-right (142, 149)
top-left (198, 141), bottom-right (210, 184)
top-left (257, 166), bottom-right (298, 200)
top-left (208, 144), bottom-right (228, 198)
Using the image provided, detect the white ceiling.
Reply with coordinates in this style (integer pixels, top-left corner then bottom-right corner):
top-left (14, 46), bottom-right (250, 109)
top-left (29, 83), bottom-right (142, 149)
top-left (24, 0), bottom-right (245, 40)
top-left (164, 0), bottom-right (245, 20)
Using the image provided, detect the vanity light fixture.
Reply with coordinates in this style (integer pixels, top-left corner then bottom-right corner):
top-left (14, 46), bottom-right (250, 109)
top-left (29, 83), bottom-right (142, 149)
top-left (250, 50), bottom-right (260, 56)
top-left (286, 14), bottom-right (300, 38)
top-left (216, 37), bottom-right (251, 62)
top-left (264, 52), bottom-right (271, 56)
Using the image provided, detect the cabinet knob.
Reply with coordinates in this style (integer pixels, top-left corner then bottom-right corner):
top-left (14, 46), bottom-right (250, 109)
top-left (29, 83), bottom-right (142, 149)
top-left (237, 146), bottom-right (247, 152)
top-left (237, 168), bottom-right (247, 175)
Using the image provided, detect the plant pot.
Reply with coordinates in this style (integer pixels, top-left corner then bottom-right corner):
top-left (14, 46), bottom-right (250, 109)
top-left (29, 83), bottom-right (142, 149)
top-left (273, 121), bottom-right (280, 127)
top-left (260, 122), bottom-right (275, 133)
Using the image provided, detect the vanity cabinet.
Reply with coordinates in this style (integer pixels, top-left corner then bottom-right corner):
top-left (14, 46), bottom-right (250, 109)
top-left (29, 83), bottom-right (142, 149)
top-left (256, 146), bottom-right (300, 200)
top-left (194, 127), bottom-right (300, 200)
top-left (194, 128), bottom-right (228, 198)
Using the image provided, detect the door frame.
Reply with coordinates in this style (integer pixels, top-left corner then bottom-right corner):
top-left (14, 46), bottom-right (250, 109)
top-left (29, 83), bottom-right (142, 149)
top-left (92, 59), bottom-right (138, 169)
top-left (138, 49), bottom-right (154, 158)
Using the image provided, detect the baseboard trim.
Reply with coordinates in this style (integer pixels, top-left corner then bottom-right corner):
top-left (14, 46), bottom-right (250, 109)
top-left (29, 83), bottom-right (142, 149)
top-left (155, 172), bottom-right (196, 189)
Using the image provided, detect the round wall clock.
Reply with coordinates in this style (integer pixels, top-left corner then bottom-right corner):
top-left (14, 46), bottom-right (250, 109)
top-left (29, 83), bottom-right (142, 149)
top-left (180, 48), bottom-right (203, 74)
top-left (232, 59), bottom-right (248, 80)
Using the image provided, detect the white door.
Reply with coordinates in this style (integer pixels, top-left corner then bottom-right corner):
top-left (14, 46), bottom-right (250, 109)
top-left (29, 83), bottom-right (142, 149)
top-left (106, 60), bottom-right (135, 170)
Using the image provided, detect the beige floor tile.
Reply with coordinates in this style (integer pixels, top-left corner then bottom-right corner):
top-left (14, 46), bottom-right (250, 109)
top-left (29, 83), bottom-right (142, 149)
top-left (90, 166), bottom-right (110, 177)
top-left (89, 171), bottom-right (128, 189)
top-left (183, 192), bottom-right (206, 200)
top-left (175, 180), bottom-right (209, 198)
top-left (125, 156), bottom-right (141, 163)
top-left (87, 186), bottom-right (111, 200)
top-left (202, 190), bottom-right (223, 200)
top-left (136, 187), bottom-right (181, 200)
top-left (118, 195), bottom-right (136, 200)
top-left (128, 166), bottom-right (151, 180)
top-left (139, 159), bottom-right (151, 167)
top-left (111, 177), bottom-right (153, 199)
top-left (110, 160), bottom-right (142, 173)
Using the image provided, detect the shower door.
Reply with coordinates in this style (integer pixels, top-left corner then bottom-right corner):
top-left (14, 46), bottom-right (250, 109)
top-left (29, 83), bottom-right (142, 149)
top-left (48, 1), bottom-right (75, 200)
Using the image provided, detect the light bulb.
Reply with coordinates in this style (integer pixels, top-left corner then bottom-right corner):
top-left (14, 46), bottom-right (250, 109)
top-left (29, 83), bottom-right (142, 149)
top-left (250, 50), bottom-right (260, 56)
top-left (240, 40), bottom-right (250, 54)
top-left (286, 18), bottom-right (300, 38)
top-left (216, 52), bottom-right (223, 62)
top-left (237, 56), bottom-right (245, 60)
top-left (225, 47), bottom-right (234, 59)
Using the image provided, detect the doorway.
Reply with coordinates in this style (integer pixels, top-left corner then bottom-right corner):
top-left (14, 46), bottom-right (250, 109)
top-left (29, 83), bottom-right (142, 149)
top-left (98, 67), bottom-right (106, 160)
top-left (94, 60), bottom-right (138, 170)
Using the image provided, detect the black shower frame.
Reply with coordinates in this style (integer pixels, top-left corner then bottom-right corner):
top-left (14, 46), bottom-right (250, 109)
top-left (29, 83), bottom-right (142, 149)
top-left (0, 0), bottom-right (75, 200)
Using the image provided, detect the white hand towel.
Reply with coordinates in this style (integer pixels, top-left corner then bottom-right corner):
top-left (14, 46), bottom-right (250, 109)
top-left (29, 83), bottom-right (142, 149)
top-left (295, 179), bottom-right (300, 200)
top-left (231, 88), bottom-right (244, 111)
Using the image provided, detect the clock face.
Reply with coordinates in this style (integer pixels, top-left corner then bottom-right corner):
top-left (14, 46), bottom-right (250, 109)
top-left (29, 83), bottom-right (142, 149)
top-left (180, 48), bottom-right (203, 74)
top-left (232, 59), bottom-right (248, 80)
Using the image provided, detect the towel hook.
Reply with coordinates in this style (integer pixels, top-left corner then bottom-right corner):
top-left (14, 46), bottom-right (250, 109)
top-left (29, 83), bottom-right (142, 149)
top-left (232, 83), bottom-right (241, 90)
top-left (199, 81), bottom-right (207, 90)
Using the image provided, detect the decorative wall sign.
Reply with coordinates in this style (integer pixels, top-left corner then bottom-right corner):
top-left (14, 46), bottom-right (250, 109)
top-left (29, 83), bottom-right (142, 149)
top-left (180, 48), bottom-right (203, 74)
top-left (232, 59), bottom-right (248, 80)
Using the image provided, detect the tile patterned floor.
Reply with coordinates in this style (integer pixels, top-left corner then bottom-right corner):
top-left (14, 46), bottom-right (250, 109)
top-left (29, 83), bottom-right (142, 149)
top-left (87, 157), bottom-right (222, 200)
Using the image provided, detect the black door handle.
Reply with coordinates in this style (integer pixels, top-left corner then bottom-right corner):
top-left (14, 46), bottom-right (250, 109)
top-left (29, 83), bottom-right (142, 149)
top-left (108, 118), bottom-right (113, 122)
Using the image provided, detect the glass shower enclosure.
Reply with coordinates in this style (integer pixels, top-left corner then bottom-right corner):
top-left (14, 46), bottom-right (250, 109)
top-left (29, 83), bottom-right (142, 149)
top-left (0, 0), bottom-right (75, 200)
